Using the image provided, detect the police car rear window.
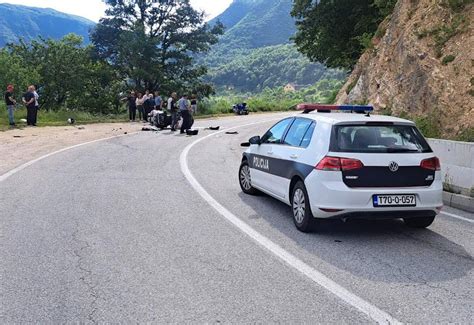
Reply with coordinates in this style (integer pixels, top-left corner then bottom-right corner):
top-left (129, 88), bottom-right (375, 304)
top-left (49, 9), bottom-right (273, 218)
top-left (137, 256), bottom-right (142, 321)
top-left (331, 124), bottom-right (432, 153)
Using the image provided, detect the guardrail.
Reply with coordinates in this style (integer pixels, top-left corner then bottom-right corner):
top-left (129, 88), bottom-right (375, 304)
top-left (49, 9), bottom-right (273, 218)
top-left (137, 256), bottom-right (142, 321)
top-left (428, 139), bottom-right (474, 196)
top-left (429, 139), bottom-right (474, 212)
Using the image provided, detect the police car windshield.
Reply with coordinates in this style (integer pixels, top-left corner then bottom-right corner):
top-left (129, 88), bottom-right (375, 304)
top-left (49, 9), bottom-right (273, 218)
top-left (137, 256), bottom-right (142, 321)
top-left (332, 124), bottom-right (432, 153)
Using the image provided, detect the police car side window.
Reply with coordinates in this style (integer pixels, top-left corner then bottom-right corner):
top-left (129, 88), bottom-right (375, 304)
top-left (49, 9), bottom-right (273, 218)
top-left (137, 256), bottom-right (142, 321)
top-left (261, 118), bottom-right (293, 144)
top-left (300, 122), bottom-right (316, 148)
top-left (283, 118), bottom-right (313, 147)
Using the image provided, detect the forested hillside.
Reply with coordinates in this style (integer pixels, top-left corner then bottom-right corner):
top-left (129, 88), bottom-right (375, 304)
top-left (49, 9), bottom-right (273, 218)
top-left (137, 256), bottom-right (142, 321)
top-left (205, 0), bottom-right (343, 92)
top-left (0, 4), bottom-right (94, 46)
top-left (208, 44), bottom-right (344, 92)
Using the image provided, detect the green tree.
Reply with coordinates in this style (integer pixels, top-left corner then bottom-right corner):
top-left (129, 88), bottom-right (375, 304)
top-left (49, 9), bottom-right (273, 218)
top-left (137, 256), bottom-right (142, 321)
top-left (0, 49), bottom-right (39, 97)
top-left (9, 34), bottom-right (120, 112)
top-left (291, 0), bottom-right (397, 70)
top-left (91, 0), bottom-right (224, 95)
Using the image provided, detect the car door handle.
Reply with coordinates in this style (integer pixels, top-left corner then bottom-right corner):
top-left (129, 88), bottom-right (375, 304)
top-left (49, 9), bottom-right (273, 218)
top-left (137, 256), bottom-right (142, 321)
top-left (290, 154), bottom-right (298, 159)
top-left (267, 151), bottom-right (274, 155)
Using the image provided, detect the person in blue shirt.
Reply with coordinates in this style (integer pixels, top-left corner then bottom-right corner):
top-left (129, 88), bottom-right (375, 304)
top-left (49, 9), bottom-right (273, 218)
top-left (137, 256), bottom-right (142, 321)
top-left (154, 91), bottom-right (163, 110)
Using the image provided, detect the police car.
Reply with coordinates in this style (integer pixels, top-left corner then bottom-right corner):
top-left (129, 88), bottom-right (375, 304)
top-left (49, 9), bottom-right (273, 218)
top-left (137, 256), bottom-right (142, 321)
top-left (239, 104), bottom-right (443, 232)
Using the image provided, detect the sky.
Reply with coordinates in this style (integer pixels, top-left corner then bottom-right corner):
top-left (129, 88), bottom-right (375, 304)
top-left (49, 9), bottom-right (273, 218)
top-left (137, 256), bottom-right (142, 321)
top-left (0, 0), bottom-right (233, 22)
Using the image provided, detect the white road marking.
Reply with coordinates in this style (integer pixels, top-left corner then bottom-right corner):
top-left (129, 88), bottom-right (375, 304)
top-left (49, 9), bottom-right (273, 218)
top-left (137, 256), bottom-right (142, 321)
top-left (0, 132), bottom-right (139, 183)
top-left (441, 211), bottom-right (474, 223)
top-left (180, 120), bottom-right (401, 325)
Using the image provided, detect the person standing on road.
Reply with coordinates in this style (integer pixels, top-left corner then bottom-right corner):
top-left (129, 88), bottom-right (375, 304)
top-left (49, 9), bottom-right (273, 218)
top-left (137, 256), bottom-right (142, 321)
top-left (4, 84), bottom-right (17, 126)
top-left (190, 94), bottom-right (198, 114)
top-left (22, 86), bottom-right (37, 126)
top-left (168, 92), bottom-right (178, 132)
top-left (143, 90), bottom-right (152, 121)
top-left (179, 94), bottom-right (191, 134)
top-left (122, 91), bottom-right (137, 122)
top-left (136, 92), bottom-right (145, 122)
top-left (154, 91), bottom-right (163, 110)
top-left (32, 86), bottom-right (39, 111)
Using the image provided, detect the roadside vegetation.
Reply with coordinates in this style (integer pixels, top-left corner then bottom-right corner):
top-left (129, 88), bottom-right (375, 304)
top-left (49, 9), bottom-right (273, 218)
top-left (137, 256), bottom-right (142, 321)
top-left (199, 79), bottom-right (343, 115)
top-left (0, 1), bottom-right (223, 116)
top-left (291, 0), bottom-right (397, 70)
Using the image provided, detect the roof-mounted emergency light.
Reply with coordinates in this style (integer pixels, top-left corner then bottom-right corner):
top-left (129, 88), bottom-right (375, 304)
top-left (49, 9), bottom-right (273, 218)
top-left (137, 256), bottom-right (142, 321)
top-left (297, 103), bottom-right (374, 114)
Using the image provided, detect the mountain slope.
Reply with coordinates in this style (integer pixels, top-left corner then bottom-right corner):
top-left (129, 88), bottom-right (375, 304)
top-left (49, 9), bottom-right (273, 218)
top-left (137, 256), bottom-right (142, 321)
top-left (212, 0), bottom-right (295, 52)
top-left (336, 0), bottom-right (473, 140)
top-left (0, 4), bottom-right (94, 46)
top-left (206, 0), bottom-right (342, 92)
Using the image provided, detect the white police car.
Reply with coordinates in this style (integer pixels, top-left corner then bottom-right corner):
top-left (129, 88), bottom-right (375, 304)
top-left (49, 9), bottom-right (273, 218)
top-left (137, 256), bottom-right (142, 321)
top-left (239, 104), bottom-right (443, 232)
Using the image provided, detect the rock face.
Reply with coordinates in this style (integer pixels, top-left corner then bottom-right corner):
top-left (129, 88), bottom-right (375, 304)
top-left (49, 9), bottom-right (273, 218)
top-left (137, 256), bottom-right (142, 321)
top-left (337, 0), bottom-right (473, 139)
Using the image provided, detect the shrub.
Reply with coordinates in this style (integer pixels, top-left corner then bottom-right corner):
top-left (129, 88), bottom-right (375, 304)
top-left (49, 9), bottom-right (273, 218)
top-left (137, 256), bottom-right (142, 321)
top-left (414, 114), bottom-right (441, 138)
top-left (456, 127), bottom-right (474, 142)
top-left (442, 55), bottom-right (456, 65)
top-left (441, 0), bottom-right (474, 12)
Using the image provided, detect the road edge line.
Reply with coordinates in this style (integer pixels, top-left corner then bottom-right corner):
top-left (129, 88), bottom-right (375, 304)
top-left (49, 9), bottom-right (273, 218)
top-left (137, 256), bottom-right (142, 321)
top-left (179, 120), bottom-right (401, 325)
top-left (0, 132), bottom-right (139, 183)
top-left (440, 211), bottom-right (474, 223)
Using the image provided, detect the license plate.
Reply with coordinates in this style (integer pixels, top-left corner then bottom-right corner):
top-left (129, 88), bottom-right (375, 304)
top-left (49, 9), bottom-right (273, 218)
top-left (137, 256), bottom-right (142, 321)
top-left (373, 194), bottom-right (416, 207)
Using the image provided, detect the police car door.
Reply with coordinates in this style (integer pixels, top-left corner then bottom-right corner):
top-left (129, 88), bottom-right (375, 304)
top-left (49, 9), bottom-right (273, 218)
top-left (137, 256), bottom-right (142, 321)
top-left (270, 118), bottom-right (316, 201)
top-left (250, 118), bottom-right (294, 196)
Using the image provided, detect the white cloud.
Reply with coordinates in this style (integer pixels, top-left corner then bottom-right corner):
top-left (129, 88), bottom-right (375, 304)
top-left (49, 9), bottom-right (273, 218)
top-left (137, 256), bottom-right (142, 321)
top-left (0, 0), bottom-right (232, 22)
top-left (191, 0), bottom-right (232, 20)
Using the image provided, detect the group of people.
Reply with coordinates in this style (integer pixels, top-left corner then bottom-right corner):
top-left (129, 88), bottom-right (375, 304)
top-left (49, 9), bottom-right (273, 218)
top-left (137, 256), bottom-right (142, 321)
top-left (123, 90), bottom-right (198, 134)
top-left (4, 85), bottom-right (40, 127)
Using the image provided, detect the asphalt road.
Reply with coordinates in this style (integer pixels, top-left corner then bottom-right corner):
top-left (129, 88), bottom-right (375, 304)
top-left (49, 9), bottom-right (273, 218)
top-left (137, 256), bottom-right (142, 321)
top-left (1, 113), bottom-right (473, 323)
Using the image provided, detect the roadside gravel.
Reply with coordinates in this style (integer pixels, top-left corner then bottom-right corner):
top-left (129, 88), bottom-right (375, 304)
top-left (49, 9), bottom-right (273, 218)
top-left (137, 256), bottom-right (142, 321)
top-left (0, 123), bottom-right (145, 175)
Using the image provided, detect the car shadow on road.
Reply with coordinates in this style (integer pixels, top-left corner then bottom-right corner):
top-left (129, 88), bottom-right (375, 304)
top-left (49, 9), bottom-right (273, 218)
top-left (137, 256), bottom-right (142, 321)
top-left (237, 192), bottom-right (474, 284)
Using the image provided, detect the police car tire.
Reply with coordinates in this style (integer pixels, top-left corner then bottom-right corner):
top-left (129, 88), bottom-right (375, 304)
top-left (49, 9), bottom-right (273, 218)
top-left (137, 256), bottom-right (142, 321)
top-left (403, 216), bottom-right (435, 228)
top-left (292, 181), bottom-right (318, 233)
top-left (239, 161), bottom-right (258, 195)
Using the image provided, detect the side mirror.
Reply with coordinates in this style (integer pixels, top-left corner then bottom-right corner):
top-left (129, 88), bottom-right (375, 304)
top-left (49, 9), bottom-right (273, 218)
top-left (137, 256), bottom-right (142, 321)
top-left (249, 136), bottom-right (261, 145)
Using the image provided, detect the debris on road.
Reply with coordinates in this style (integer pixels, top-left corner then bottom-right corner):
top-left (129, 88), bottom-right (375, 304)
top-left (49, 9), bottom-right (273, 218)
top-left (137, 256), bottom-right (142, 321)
top-left (186, 129), bottom-right (199, 136)
top-left (226, 131), bottom-right (239, 135)
top-left (142, 126), bottom-right (159, 132)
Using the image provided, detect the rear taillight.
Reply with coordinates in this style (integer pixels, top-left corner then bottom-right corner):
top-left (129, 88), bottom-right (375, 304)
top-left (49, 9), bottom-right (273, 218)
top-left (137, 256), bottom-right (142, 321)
top-left (340, 158), bottom-right (364, 171)
top-left (316, 156), bottom-right (364, 171)
top-left (420, 157), bottom-right (441, 171)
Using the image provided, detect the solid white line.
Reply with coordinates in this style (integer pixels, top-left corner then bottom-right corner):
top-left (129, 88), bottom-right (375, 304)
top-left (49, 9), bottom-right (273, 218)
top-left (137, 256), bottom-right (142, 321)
top-left (179, 120), bottom-right (401, 325)
top-left (440, 211), bottom-right (474, 223)
top-left (0, 132), bottom-right (139, 183)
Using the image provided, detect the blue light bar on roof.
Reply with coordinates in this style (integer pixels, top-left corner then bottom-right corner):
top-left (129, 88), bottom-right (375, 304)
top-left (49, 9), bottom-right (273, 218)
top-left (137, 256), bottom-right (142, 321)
top-left (297, 103), bottom-right (374, 112)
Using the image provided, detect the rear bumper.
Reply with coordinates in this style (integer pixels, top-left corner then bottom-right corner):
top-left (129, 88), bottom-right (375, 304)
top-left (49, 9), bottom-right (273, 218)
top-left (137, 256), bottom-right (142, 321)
top-left (325, 210), bottom-right (437, 220)
top-left (305, 170), bottom-right (443, 219)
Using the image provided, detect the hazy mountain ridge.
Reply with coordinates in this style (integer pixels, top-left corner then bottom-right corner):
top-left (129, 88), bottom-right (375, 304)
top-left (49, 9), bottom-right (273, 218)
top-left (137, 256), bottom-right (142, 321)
top-left (0, 3), bottom-right (94, 46)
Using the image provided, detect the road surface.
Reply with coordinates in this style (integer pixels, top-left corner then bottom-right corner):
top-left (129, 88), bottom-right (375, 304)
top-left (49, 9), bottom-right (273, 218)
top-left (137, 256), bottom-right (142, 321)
top-left (1, 113), bottom-right (473, 323)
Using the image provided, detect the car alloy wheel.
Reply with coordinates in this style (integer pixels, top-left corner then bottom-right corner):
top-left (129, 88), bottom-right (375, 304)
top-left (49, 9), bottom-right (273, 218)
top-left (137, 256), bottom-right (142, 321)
top-left (239, 161), bottom-right (258, 195)
top-left (291, 181), bottom-right (318, 232)
top-left (240, 164), bottom-right (252, 191)
top-left (293, 188), bottom-right (306, 224)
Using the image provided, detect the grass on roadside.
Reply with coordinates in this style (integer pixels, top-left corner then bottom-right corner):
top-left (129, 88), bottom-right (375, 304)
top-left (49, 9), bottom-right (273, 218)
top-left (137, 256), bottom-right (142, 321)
top-left (0, 105), bottom-right (129, 131)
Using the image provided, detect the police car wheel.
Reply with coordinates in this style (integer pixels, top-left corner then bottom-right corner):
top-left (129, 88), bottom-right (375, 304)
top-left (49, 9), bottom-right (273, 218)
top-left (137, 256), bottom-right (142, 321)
top-left (292, 181), bottom-right (318, 233)
top-left (239, 161), bottom-right (258, 195)
top-left (403, 216), bottom-right (435, 228)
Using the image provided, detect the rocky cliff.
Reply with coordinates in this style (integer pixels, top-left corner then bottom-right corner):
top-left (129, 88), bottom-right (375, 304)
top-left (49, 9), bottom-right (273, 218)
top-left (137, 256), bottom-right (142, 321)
top-left (337, 0), bottom-right (473, 140)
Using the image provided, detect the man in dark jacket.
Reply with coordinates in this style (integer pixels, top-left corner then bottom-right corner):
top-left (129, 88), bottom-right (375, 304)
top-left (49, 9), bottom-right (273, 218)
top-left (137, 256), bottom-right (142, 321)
top-left (22, 86), bottom-right (37, 126)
